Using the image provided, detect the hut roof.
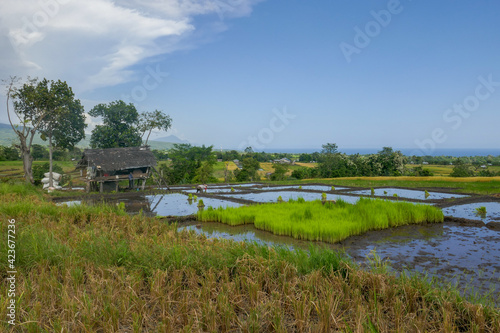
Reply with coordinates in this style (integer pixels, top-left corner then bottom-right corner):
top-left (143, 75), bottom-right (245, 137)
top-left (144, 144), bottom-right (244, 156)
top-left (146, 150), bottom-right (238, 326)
top-left (76, 147), bottom-right (157, 172)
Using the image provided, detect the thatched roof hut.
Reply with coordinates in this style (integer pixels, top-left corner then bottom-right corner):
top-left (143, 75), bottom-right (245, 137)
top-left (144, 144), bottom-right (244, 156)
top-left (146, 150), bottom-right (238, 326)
top-left (76, 147), bottom-right (157, 192)
top-left (76, 146), bottom-right (156, 172)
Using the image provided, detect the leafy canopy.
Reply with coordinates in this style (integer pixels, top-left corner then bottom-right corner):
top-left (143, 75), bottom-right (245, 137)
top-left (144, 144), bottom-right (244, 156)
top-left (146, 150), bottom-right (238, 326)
top-left (89, 100), bottom-right (142, 148)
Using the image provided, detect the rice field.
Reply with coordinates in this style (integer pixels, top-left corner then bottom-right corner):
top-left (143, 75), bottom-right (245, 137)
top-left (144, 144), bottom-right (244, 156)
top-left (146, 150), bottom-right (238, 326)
top-left (0, 184), bottom-right (498, 331)
top-left (197, 198), bottom-right (444, 243)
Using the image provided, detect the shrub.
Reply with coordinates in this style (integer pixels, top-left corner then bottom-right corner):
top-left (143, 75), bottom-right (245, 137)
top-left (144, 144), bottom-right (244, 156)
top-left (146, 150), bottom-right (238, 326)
top-left (32, 163), bottom-right (64, 185)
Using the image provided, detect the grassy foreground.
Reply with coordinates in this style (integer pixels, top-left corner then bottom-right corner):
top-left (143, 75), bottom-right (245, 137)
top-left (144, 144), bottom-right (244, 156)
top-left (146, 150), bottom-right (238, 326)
top-left (198, 198), bottom-right (444, 244)
top-left (0, 184), bottom-right (499, 332)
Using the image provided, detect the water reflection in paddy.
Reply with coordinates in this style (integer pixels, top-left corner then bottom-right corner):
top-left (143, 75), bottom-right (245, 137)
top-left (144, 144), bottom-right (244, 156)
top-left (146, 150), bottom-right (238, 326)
top-left (442, 202), bottom-right (500, 224)
top-left (258, 185), bottom-right (349, 191)
top-left (351, 188), bottom-right (469, 200)
top-left (220, 191), bottom-right (361, 203)
top-left (58, 193), bottom-right (243, 216)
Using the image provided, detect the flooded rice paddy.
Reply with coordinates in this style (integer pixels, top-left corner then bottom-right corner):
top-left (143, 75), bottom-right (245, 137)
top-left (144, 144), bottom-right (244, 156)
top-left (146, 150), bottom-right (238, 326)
top-left (258, 185), bottom-right (349, 191)
top-left (219, 191), bottom-right (361, 203)
top-left (442, 202), bottom-right (500, 224)
top-left (59, 193), bottom-right (242, 216)
top-left (351, 188), bottom-right (469, 200)
top-left (56, 183), bottom-right (499, 304)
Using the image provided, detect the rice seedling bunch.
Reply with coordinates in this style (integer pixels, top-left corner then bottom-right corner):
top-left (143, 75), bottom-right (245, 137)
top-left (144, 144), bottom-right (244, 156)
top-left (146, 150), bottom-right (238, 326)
top-left (476, 206), bottom-right (487, 215)
top-left (198, 198), bottom-right (444, 244)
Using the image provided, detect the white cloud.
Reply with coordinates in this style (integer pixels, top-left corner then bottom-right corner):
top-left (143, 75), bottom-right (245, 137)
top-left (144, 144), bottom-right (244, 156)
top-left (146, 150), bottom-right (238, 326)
top-left (0, 0), bottom-right (263, 92)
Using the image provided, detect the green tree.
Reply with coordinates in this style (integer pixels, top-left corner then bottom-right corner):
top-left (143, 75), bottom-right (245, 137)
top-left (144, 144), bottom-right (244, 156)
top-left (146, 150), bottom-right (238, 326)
top-left (0, 146), bottom-right (20, 161)
top-left (31, 144), bottom-right (48, 160)
top-left (36, 79), bottom-right (86, 187)
top-left (89, 100), bottom-right (142, 148)
top-left (162, 144), bottom-right (214, 184)
top-left (450, 158), bottom-right (475, 177)
top-left (377, 147), bottom-right (406, 176)
top-left (271, 163), bottom-right (289, 181)
top-left (138, 109), bottom-right (172, 145)
top-left (235, 157), bottom-right (260, 181)
top-left (194, 159), bottom-right (216, 183)
top-left (321, 143), bottom-right (338, 155)
top-left (5, 77), bottom-right (52, 183)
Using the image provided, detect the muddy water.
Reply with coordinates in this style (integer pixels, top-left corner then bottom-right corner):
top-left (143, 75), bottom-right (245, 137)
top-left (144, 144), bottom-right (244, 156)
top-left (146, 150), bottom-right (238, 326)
top-left (351, 188), bottom-right (469, 200)
top-left (442, 202), bottom-right (500, 224)
top-left (180, 221), bottom-right (500, 305)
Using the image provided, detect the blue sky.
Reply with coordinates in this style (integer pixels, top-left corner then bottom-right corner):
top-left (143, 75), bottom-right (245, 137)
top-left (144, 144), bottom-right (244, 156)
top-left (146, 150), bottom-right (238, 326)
top-left (1, 0), bottom-right (499, 153)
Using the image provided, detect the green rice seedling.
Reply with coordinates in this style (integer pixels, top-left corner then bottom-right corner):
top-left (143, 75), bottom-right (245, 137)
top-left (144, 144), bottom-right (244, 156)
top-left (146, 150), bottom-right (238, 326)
top-left (297, 197), bottom-right (305, 204)
top-left (475, 206), bottom-right (487, 215)
top-left (116, 202), bottom-right (126, 212)
top-left (393, 193), bottom-right (398, 198)
top-left (231, 187), bottom-right (235, 192)
top-left (331, 186), bottom-right (335, 191)
top-left (425, 190), bottom-right (430, 198)
top-left (384, 191), bottom-right (388, 195)
top-left (198, 198), bottom-right (444, 244)
top-left (321, 193), bottom-right (327, 201)
top-left (277, 196), bottom-right (283, 203)
top-left (193, 195), bottom-right (198, 201)
top-left (299, 185), bottom-right (302, 189)
top-left (188, 193), bottom-right (193, 200)
top-left (371, 188), bottom-right (375, 196)
top-left (197, 199), bottom-right (205, 207)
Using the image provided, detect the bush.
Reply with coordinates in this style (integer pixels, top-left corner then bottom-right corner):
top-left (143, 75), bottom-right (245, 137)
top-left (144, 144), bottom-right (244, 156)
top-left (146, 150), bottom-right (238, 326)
top-left (32, 163), bottom-right (64, 185)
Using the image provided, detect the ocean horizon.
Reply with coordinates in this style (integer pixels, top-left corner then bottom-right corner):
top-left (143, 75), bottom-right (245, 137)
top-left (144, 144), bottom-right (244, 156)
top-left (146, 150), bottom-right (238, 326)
top-left (249, 148), bottom-right (500, 157)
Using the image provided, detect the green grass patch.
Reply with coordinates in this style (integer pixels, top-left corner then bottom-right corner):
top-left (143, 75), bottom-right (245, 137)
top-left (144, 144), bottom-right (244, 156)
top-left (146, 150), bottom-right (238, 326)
top-left (198, 198), bottom-right (444, 243)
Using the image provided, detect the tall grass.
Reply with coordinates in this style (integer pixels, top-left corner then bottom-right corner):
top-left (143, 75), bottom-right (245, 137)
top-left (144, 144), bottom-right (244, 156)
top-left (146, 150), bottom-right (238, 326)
top-left (198, 198), bottom-right (444, 243)
top-left (0, 182), bottom-right (41, 196)
top-left (0, 193), bottom-right (498, 332)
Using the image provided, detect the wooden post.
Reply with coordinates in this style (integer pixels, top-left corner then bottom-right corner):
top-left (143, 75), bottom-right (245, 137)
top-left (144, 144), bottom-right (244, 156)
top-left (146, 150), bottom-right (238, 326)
top-left (86, 181), bottom-right (90, 193)
top-left (115, 181), bottom-right (119, 192)
top-left (141, 179), bottom-right (146, 191)
top-left (100, 181), bottom-right (103, 193)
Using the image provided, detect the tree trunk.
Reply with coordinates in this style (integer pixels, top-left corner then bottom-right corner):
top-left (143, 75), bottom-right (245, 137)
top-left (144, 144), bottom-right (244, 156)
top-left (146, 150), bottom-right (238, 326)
top-left (48, 134), bottom-right (54, 188)
top-left (19, 137), bottom-right (34, 184)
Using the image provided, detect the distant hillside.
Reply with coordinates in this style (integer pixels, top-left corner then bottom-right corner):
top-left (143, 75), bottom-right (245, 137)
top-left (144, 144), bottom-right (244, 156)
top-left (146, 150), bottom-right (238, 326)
top-left (154, 135), bottom-right (190, 144)
top-left (0, 123), bottom-right (180, 150)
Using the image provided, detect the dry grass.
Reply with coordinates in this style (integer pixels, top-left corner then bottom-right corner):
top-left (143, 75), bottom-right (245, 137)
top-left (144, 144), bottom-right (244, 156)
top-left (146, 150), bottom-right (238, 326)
top-left (1, 186), bottom-right (499, 332)
top-left (295, 162), bottom-right (318, 168)
top-left (323, 176), bottom-right (500, 182)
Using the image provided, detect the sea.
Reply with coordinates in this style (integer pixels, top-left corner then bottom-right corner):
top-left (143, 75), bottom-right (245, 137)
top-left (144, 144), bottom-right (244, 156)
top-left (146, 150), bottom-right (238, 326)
top-left (255, 148), bottom-right (500, 157)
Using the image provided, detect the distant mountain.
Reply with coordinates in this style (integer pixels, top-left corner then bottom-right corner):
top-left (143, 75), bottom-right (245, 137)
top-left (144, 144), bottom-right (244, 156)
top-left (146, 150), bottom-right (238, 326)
top-left (154, 135), bottom-right (190, 144)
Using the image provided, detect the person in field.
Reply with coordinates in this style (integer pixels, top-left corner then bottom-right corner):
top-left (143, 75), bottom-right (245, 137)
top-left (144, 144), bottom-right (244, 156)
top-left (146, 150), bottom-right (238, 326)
top-left (196, 184), bottom-right (207, 193)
